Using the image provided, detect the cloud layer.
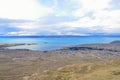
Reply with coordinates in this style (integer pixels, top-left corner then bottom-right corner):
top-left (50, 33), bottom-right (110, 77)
top-left (0, 0), bottom-right (120, 35)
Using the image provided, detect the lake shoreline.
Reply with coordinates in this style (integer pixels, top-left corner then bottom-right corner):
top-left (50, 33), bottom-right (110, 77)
top-left (0, 40), bottom-right (120, 80)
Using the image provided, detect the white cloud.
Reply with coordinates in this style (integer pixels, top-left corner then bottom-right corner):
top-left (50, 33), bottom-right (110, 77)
top-left (6, 31), bottom-right (37, 36)
top-left (58, 0), bottom-right (120, 33)
top-left (9, 20), bottom-right (60, 34)
top-left (1, 0), bottom-right (120, 35)
top-left (60, 9), bottom-right (120, 33)
top-left (60, 17), bottom-right (100, 28)
top-left (65, 32), bottom-right (89, 36)
top-left (91, 10), bottom-right (120, 33)
top-left (10, 21), bottom-right (39, 30)
top-left (73, 0), bottom-right (111, 17)
top-left (0, 0), bottom-right (53, 20)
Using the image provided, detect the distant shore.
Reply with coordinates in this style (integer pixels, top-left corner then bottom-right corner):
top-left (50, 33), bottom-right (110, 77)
top-left (0, 43), bottom-right (37, 50)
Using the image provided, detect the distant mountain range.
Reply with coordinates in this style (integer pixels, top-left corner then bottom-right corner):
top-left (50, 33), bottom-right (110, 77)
top-left (87, 33), bottom-right (120, 37)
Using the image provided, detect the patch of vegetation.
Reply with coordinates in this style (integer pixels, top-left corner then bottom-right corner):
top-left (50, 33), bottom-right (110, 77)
top-left (24, 59), bottom-right (120, 80)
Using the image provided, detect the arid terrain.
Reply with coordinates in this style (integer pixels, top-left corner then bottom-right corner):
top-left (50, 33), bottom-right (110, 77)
top-left (0, 41), bottom-right (120, 80)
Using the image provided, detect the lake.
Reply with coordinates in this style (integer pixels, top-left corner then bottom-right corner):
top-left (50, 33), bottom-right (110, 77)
top-left (0, 36), bottom-right (120, 51)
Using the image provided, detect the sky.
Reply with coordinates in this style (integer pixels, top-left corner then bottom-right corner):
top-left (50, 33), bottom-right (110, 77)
top-left (0, 0), bottom-right (120, 36)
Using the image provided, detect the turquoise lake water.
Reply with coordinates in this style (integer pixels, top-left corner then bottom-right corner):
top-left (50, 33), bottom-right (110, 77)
top-left (0, 36), bottom-right (120, 51)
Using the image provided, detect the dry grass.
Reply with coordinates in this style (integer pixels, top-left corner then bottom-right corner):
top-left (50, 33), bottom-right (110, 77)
top-left (24, 58), bottom-right (120, 80)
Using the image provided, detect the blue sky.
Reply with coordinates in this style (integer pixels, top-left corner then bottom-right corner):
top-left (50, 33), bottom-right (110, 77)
top-left (0, 0), bottom-right (120, 36)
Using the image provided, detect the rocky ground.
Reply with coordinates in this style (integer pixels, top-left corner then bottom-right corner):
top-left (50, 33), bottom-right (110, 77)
top-left (0, 41), bottom-right (120, 80)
